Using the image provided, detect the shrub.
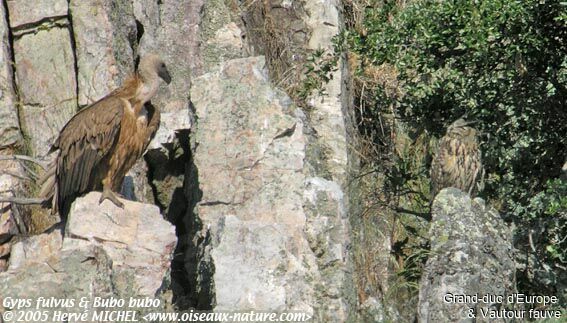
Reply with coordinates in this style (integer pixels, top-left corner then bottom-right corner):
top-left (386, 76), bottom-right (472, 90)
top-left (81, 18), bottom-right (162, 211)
top-left (343, 0), bottom-right (567, 305)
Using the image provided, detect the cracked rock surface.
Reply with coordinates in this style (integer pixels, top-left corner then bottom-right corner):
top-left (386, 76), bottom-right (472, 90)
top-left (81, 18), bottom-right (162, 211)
top-left (190, 56), bottom-right (313, 312)
top-left (187, 56), bottom-right (352, 320)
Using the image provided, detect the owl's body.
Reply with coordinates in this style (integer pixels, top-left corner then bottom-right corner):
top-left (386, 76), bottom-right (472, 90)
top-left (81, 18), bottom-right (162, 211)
top-left (430, 119), bottom-right (483, 199)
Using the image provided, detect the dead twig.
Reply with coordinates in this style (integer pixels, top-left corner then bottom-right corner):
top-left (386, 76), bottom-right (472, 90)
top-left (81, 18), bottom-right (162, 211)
top-left (0, 170), bottom-right (32, 181)
top-left (10, 203), bottom-right (28, 234)
top-left (0, 196), bottom-right (46, 205)
top-left (0, 154), bottom-right (48, 170)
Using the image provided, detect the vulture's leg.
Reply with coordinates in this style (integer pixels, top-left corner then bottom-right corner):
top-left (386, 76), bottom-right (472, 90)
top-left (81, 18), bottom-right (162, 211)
top-left (99, 178), bottom-right (124, 208)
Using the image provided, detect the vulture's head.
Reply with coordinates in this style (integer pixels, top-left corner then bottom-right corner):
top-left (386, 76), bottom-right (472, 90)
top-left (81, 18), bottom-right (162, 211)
top-left (138, 53), bottom-right (172, 84)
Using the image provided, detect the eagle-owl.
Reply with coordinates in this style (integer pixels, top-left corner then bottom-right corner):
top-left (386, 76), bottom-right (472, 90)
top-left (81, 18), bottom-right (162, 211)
top-left (430, 118), bottom-right (484, 199)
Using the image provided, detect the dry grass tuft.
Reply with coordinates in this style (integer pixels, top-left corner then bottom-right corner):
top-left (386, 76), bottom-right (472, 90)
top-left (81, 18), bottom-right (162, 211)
top-left (342, 1), bottom-right (433, 319)
top-left (239, 0), bottom-right (311, 102)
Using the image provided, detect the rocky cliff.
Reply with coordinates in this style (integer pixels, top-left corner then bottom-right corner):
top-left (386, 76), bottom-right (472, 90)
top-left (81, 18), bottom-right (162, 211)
top-left (0, 1), bottom-right (519, 322)
top-left (0, 0), bottom-right (356, 321)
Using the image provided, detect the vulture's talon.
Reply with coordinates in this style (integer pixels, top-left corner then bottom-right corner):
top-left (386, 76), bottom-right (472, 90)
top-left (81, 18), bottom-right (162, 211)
top-left (99, 189), bottom-right (124, 208)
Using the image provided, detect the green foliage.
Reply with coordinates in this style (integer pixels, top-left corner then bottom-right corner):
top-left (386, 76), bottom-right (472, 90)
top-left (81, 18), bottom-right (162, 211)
top-left (531, 179), bottom-right (567, 265)
top-left (342, 0), bottom-right (567, 304)
top-left (517, 179), bottom-right (567, 303)
top-left (297, 49), bottom-right (338, 101)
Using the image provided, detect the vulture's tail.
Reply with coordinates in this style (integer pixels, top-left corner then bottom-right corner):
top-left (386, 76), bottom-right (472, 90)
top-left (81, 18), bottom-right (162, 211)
top-left (38, 160), bottom-right (58, 214)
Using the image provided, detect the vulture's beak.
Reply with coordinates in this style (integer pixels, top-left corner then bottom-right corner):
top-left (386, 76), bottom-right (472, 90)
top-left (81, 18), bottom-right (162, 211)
top-left (159, 66), bottom-right (172, 84)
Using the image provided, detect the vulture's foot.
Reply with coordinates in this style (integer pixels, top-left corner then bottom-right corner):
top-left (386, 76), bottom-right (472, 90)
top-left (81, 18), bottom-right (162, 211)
top-left (99, 189), bottom-right (124, 208)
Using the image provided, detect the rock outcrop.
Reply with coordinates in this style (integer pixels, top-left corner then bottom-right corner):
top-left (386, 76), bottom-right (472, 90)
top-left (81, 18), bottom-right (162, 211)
top-left (0, 192), bottom-right (176, 314)
top-left (418, 188), bottom-right (516, 322)
top-left (0, 152), bottom-right (26, 272)
top-left (187, 56), bottom-right (352, 320)
top-left (8, 0), bottom-right (76, 158)
top-left (69, 0), bottom-right (136, 108)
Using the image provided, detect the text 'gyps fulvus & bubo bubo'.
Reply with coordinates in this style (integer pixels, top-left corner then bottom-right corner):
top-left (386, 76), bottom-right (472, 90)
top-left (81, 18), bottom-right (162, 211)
top-left (40, 54), bottom-right (171, 216)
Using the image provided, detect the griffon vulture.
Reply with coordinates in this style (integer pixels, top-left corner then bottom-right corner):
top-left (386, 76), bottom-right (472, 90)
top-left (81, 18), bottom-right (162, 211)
top-left (40, 54), bottom-right (171, 216)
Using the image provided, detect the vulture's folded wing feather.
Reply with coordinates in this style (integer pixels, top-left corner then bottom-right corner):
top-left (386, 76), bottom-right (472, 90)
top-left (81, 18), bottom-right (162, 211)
top-left (54, 96), bottom-right (124, 206)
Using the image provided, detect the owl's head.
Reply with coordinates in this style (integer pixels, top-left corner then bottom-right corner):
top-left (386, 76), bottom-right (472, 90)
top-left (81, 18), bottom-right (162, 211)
top-left (446, 118), bottom-right (478, 140)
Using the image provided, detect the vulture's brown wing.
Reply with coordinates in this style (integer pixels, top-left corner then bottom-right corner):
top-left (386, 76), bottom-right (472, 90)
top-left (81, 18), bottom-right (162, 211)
top-left (53, 96), bottom-right (124, 206)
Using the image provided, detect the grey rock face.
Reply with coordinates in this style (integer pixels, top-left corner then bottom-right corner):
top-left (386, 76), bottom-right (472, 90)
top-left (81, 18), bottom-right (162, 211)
top-left (6, 0), bottom-right (68, 29)
top-left (8, 230), bottom-right (62, 271)
top-left (0, 152), bottom-right (25, 271)
top-left (14, 27), bottom-right (77, 158)
top-left (0, 209), bottom-right (17, 271)
top-left (188, 56), bottom-right (352, 320)
top-left (133, 0), bottom-right (198, 110)
top-left (1, 235), bottom-right (116, 317)
top-left (211, 215), bottom-right (296, 311)
top-left (6, 0), bottom-right (77, 158)
top-left (192, 57), bottom-right (304, 226)
top-left (303, 0), bottom-right (348, 185)
top-left (190, 56), bottom-right (313, 312)
top-left (303, 177), bottom-right (352, 321)
top-left (69, 0), bottom-right (136, 107)
top-left (418, 188), bottom-right (516, 323)
top-left (0, 1), bottom-right (358, 321)
top-left (0, 4), bottom-right (20, 149)
top-left (130, 0), bottom-right (195, 217)
top-left (0, 211), bottom-right (17, 245)
top-left (200, 0), bottom-right (245, 71)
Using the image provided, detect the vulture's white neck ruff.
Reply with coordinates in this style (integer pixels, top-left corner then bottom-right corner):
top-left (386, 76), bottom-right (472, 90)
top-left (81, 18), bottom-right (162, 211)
top-left (137, 79), bottom-right (159, 105)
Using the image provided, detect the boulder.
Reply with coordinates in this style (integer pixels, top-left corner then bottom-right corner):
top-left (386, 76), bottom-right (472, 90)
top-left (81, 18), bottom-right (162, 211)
top-left (418, 188), bottom-right (516, 322)
top-left (0, 192), bottom-right (177, 308)
top-left (7, 230), bottom-right (62, 271)
top-left (65, 192), bottom-right (177, 297)
top-left (0, 240), bottom-right (116, 317)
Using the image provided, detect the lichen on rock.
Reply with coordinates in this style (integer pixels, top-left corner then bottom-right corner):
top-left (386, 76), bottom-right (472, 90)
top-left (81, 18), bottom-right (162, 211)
top-left (419, 188), bottom-right (516, 322)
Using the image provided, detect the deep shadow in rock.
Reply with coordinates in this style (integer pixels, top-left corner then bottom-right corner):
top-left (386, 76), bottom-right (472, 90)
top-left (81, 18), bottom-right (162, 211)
top-left (145, 130), bottom-right (191, 221)
top-left (145, 128), bottom-right (214, 310)
top-left (176, 132), bottom-right (216, 310)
